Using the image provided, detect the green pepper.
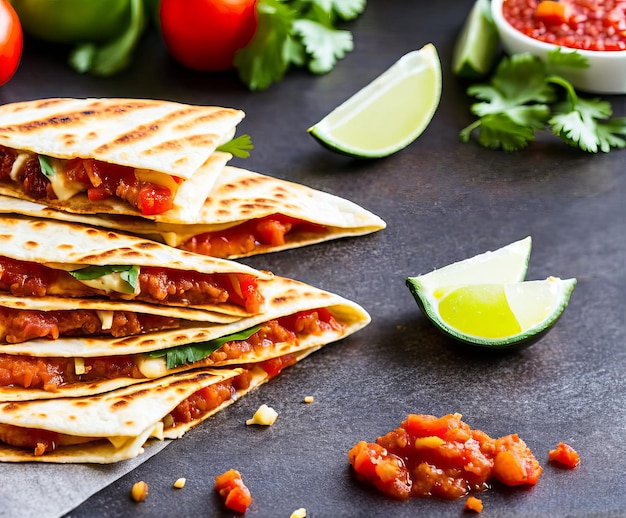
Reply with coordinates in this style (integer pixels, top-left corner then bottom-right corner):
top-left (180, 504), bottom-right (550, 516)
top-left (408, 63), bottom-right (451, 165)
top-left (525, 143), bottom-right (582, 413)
top-left (12, 0), bottom-right (148, 76)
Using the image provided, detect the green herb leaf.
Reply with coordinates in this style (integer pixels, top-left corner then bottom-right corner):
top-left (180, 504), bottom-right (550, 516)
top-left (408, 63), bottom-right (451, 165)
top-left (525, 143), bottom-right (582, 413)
top-left (216, 135), bottom-right (254, 158)
top-left (38, 155), bottom-right (55, 179)
top-left (292, 19), bottom-right (353, 74)
top-left (149, 325), bottom-right (263, 369)
top-left (460, 47), bottom-right (626, 153)
top-left (234, 0), bottom-right (364, 90)
top-left (70, 265), bottom-right (139, 291)
top-left (68, 0), bottom-right (146, 77)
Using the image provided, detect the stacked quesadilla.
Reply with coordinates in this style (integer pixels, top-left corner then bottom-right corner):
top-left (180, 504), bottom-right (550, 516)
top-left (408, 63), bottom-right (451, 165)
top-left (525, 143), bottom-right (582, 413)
top-left (0, 216), bottom-right (371, 462)
top-left (0, 97), bottom-right (376, 464)
top-left (0, 97), bottom-right (385, 258)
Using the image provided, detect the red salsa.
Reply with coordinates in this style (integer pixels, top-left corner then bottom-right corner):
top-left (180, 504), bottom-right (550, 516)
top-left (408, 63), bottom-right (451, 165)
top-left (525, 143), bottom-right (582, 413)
top-left (348, 413), bottom-right (542, 501)
top-left (503, 0), bottom-right (626, 51)
top-left (180, 214), bottom-right (327, 258)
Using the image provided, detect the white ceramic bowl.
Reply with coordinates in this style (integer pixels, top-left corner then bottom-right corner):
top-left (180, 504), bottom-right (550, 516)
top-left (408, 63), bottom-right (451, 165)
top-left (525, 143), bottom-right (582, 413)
top-left (491, 0), bottom-right (626, 94)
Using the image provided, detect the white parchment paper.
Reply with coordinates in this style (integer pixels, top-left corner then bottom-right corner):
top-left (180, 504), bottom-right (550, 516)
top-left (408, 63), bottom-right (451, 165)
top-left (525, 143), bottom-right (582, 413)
top-left (0, 441), bottom-right (170, 518)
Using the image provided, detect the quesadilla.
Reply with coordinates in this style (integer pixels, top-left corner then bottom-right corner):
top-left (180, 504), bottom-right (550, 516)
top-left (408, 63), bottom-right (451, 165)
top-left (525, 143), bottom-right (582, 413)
top-left (0, 215), bottom-right (270, 316)
top-left (0, 275), bottom-right (370, 401)
top-left (0, 98), bottom-right (243, 223)
top-left (0, 365), bottom-right (275, 463)
top-left (0, 165), bottom-right (386, 259)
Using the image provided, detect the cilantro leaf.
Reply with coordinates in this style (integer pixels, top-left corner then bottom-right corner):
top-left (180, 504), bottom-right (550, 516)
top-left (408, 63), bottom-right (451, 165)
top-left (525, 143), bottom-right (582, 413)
top-left (234, 0), bottom-right (364, 90)
top-left (293, 19), bottom-right (353, 74)
top-left (216, 134), bottom-right (254, 158)
top-left (550, 94), bottom-right (626, 153)
top-left (149, 325), bottom-right (262, 369)
top-left (546, 47), bottom-right (589, 71)
top-left (460, 47), bottom-right (626, 153)
top-left (38, 155), bottom-right (55, 178)
top-left (234, 0), bottom-right (296, 91)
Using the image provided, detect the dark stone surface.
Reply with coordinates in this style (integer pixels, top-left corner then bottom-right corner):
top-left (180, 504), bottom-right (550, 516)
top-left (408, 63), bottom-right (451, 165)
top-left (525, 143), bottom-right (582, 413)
top-left (3, 1), bottom-right (625, 516)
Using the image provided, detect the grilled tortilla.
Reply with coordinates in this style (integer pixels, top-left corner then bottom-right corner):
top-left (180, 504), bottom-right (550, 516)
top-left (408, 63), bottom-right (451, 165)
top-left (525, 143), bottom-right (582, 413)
top-left (0, 275), bottom-right (370, 401)
top-left (0, 366), bottom-right (276, 463)
top-left (0, 98), bottom-right (243, 222)
top-left (0, 164), bottom-right (386, 258)
top-left (0, 215), bottom-right (271, 316)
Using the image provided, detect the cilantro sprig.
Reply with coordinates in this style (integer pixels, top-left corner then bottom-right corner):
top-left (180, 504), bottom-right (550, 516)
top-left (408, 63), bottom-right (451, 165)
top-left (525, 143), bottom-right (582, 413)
top-left (460, 49), bottom-right (626, 152)
top-left (234, 0), bottom-right (366, 91)
top-left (216, 134), bottom-right (254, 158)
top-left (149, 325), bottom-right (262, 369)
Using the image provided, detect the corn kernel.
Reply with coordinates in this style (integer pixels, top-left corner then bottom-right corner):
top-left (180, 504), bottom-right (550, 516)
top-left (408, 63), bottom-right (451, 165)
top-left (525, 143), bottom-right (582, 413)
top-left (414, 436), bottom-right (446, 449)
top-left (130, 481), bottom-right (149, 502)
top-left (173, 478), bottom-right (186, 489)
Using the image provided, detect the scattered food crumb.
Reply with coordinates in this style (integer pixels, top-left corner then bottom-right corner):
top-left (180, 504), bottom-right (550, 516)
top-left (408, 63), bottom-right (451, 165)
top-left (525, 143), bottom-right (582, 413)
top-left (173, 477), bottom-right (186, 489)
top-left (303, 396), bottom-right (314, 404)
top-left (214, 469), bottom-right (252, 513)
top-left (548, 442), bottom-right (580, 469)
top-left (246, 404), bottom-right (278, 426)
top-left (290, 507), bottom-right (307, 518)
top-left (130, 481), bottom-right (149, 502)
top-left (464, 495), bottom-right (483, 513)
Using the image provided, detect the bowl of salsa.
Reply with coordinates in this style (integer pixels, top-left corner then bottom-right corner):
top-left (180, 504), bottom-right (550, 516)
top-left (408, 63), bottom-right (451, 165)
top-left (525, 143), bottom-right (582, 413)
top-left (491, 0), bottom-right (626, 94)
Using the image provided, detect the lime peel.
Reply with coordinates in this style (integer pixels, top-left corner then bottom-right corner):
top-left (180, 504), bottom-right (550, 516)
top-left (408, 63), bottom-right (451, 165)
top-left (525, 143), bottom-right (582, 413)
top-left (308, 43), bottom-right (442, 159)
top-left (406, 238), bottom-right (577, 349)
top-left (452, 0), bottom-right (500, 79)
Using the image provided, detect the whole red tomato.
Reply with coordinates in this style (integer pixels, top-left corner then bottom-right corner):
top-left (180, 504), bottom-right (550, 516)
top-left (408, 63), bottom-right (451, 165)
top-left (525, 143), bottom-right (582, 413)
top-left (160, 0), bottom-right (258, 72)
top-left (0, 0), bottom-right (23, 86)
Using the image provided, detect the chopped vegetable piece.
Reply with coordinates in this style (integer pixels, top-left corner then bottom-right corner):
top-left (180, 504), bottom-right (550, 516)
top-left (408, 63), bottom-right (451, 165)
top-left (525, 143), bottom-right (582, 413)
top-left (215, 469), bottom-right (252, 513)
top-left (535, 1), bottom-right (568, 25)
top-left (548, 442), bottom-right (581, 468)
top-left (464, 495), bottom-right (484, 513)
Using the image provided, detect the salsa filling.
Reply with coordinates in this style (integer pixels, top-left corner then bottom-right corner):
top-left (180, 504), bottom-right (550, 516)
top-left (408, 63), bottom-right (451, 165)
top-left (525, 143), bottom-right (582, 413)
top-left (0, 256), bottom-right (263, 313)
top-left (0, 307), bottom-right (180, 343)
top-left (180, 214), bottom-right (327, 258)
top-left (0, 369), bottom-right (253, 456)
top-left (0, 308), bottom-right (343, 391)
top-left (348, 413), bottom-right (542, 501)
top-left (502, 0), bottom-right (626, 51)
top-left (0, 145), bottom-right (180, 215)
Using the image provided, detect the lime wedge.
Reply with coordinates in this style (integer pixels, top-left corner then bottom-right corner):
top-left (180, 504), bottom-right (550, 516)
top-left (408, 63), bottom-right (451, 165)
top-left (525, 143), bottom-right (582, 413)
top-left (452, 0), bottom-right (500, 79)
top-left (413, 237), bottom-right (533, 295)
top-left (307, 43), bottom-right (442, 159)
top-left (407, 277), bottom-right (576, 349)
top-left (406, 237), bottom-right (576, 349)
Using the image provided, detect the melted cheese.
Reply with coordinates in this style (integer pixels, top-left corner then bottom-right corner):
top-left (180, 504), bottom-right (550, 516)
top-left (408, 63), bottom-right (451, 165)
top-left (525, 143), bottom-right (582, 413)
top-left (246, 404), bottom-right (278, 426)
top-left (96, 311), bottom-right (114, 330)
top-left (46, 157), bottom-right (85, 200)
top-left (136, 355), bottom-right (168, 379)
top-left (77, 272), bottom-right (138, 295)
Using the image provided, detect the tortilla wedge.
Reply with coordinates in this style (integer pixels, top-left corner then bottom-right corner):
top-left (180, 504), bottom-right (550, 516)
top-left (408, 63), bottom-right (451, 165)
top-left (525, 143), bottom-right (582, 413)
top-left (0, 215), bottom-right (271, 316)
top-left (0, 98), bottom-right (243, 223)
top-left (0, 164), bottom-right (386, 259)
top-left (0, 365), bottom-right (276, 463)
top-left (0, 275), bottom-right (370, 401)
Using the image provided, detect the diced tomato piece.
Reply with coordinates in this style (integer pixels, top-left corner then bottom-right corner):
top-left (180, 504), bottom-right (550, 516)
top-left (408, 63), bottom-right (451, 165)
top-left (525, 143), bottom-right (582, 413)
top-left (214, 469), bottom-right (252, 513)
top-left (464, 495), bottom-right (484, 513)
top-left (535, 1), bottom-right (568, 25)
top-left (548, 442), bottom-right (580, 469)
top-left (139, 184), bottom-right (174, 215)
top-left (348, 441), bottom-right (411, 500)
top-left (492, 434), bottom-right (542, 486)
